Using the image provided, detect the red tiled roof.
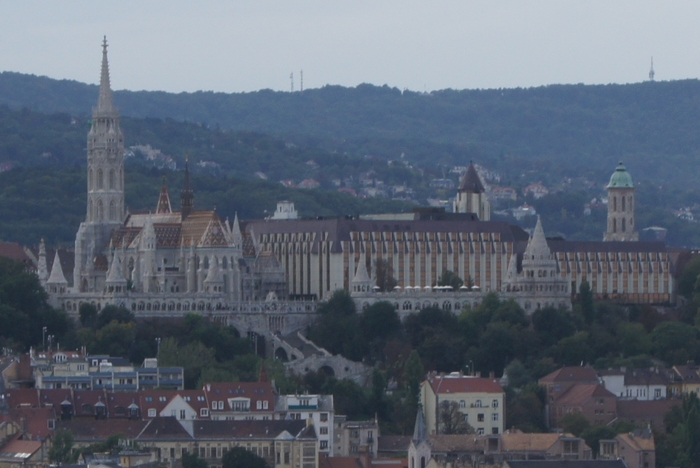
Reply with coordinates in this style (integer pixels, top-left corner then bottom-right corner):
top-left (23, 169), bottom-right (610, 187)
top-left (319, 455), bottom-right (360, 468)
top-left (427, 374), bottom-right (503, 395)
top-left (0, 438), bottom-right (42, 458)
top-left (555, 384), bottom-right (615, 406)
top-left (10, 407), bottom-right (56, 440)
top-left (539, 367), bottom-right (598, 384)
top-left (0, 242), bottom-right (32, 265)
top-left (203, 381), bottom-right (275, 413)
top-left (59, 419), bottom-right (149, 443)
top-left (5, 389), bottom-right (40, 409)
top-left (616, 399), bottom-right (679, 419)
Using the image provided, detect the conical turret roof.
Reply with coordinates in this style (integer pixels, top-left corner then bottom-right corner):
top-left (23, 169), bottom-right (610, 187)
top-left (523, 216), bottom-right (551, 261)
top-left (47, 251), bottom-right (68, 285)
top-left (458, 162), bottom-right (485, 193)
top-left (351, 257), bottom-right (371, 284)
top-left (106, 249), bottom-right (127, 285)
top-left (413, 403), bottom-right (427, 443)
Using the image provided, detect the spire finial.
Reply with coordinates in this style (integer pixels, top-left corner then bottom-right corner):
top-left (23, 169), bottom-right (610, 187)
top-left (97, 36), bottom-right (114, 113)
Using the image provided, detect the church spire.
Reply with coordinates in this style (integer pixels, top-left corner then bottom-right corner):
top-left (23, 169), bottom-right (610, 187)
top-left (156, 176), bottom-right (172, 214)
top-left (97, 36), bottom-right (115, 114)
top-left (412, 403), bottom-right (427, 444)
top-left (181, 157), bottom-right (194, 220)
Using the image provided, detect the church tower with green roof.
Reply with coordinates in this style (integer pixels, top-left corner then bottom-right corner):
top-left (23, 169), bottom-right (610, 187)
top-left (604, 162), bottom-right (638, 241)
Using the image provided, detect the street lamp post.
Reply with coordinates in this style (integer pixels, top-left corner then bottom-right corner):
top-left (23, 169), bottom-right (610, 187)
top-left (42, 327), bottom-right (47, 351)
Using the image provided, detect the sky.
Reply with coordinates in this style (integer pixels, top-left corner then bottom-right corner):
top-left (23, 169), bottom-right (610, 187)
top-left (1, 1), bottom-right (699, 94)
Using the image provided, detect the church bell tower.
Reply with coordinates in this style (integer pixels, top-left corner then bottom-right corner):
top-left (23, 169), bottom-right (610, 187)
top-left (604, 162), bottom-right (638, 242)
top-left (73, 37), bottom-right (125, 292)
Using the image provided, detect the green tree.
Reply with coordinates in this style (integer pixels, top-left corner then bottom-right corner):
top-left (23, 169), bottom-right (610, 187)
top-left (503, 359), bottom-right (531, 389)
top-left (374, 259), bottom-right (397, 292)
top-left (222, 447), bottom-right (268, 468)
top-left (438, 400), bottom-right (473, 434)
top-left (578, 280), bottom-right (595, 324)
top-left (79, 303), bottom-right (98, 328)
top-left (560, 412), bottom-right (590, 437)
top-left (581, 425), bottom-right (616, 457)
top-left (438, 270), bottom-right (463, 289)
top-left (617, 322), bottom-right (651, 357)
top-left (403, 350), bottom-right (425, 405)
top-left (307, 290), bottom-right (365, 360)
top-left (182, 452), bottom-right (208, 468)
top-left (96, 304), bottom-right (136, 329)
top-left (158, 337), bottom-right (216, 389)
top-left (652, 321), bottom-right (700, 365)
top-left (49, 428), bottom-right (74, 464)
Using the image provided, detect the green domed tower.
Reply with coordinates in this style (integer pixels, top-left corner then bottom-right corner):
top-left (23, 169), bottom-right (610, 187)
top-left (604, 162), bottom-right (638, 241)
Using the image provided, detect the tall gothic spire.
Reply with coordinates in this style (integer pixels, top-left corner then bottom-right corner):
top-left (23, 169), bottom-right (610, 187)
top-left (97, 36), bottom-right (115, 115)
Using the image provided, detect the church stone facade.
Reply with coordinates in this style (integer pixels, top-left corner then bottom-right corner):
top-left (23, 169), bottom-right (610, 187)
top-left (43, 38), bottom-right (314, 338)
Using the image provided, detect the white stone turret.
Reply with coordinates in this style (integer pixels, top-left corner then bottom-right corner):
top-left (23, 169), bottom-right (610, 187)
top-left (351, 256), bottom-right (374, 293)
top-left (46, 252), bottom-right (68, 294)
top-left (203, 257), bottom-right (224, 293)
top-left (105, 248), bottom-right (127, 293)
top-left (503, 216), bottom-right (571, 312)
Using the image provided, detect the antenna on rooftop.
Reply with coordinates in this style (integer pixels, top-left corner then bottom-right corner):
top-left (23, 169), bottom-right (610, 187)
top-left (290, 72), bottom-right (294, 92)
top-left (300, 70), bottom-right (304, 92)
top-left (649, 57), bottom-right (655, 82)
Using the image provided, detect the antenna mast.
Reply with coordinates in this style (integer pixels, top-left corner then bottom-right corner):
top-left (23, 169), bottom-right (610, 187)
top-left (300, 70), bottom-right (304, 92)
top-left (648, 57), bottom-right (655, 82)
top-left (290, 72), bottom-right (294, 92)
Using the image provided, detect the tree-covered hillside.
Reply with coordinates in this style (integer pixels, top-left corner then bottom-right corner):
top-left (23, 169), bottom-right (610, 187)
top-left (0, 165), bottom-right (411, 246)
top-left (2, 72), bottom-right (700, 187)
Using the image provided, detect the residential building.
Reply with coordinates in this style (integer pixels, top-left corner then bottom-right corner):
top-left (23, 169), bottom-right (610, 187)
top-left (29, 351), bottom-right (184, 390)
top-left (598, 368), bottom-right (672, 400)
top-left (483, 431), bottom-right (592, 462)
top-left (599, 429), bottom-right (655, 468)
top-left (333, 416), bottom-right (379, 458)
top-left (276, 394), bottom-right (334, 455)
top-left (539, 367), bottom-right (599, 404)
top-left (420, 372), bottom-right (504, 436)
top-left (546, 384), bottom-right (617, 429)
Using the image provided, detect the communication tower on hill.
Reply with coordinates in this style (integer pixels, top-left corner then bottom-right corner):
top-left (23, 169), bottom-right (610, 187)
top-left (300, 70), bottom-right (304, 92)
top-left (649, 57), bottom-right (655, 81)
top-left (290, 72), bottom-right (294, 92)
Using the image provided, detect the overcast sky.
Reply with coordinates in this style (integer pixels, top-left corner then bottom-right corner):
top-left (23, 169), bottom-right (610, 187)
top-left (2, 2), bottom-right (699, 93)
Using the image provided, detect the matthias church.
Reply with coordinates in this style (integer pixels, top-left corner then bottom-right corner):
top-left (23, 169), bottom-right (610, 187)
top-left (42, 40), bottom-right (681, 326)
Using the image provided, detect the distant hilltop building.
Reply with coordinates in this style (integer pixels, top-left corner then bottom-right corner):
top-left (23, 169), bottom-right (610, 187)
top-left (41, 40), bottom-right (681, 323)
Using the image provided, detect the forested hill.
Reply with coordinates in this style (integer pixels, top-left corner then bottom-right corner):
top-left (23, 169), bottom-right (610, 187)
top-left (2, 71), bottom-right (700, 187)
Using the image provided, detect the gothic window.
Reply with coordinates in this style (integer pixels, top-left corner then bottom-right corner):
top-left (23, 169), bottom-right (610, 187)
top-left (109, 169), bottom-right (115, 189)
top-left (613, 196), bottom-right (617, 211)
top-left (109, 201), bottom-right (116, 221)
top-left (222, 257), bottom-right (228, 269)
top-left (622, 196), bottom-right (626, 212)
top-left (613, 219), bottom-right (617, 233)
top-left (97, 200), bottom-right (104, 221)
top-left (622, 218), bottom-right (626, 232)
top-left (97, 169), bottom-right (104, 189)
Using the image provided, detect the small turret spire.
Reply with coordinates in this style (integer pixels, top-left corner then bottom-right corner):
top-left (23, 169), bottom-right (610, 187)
top-left (97, 36), bottom-right (115, 114)
top-left (156, 176), bottom-right (172, 214)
